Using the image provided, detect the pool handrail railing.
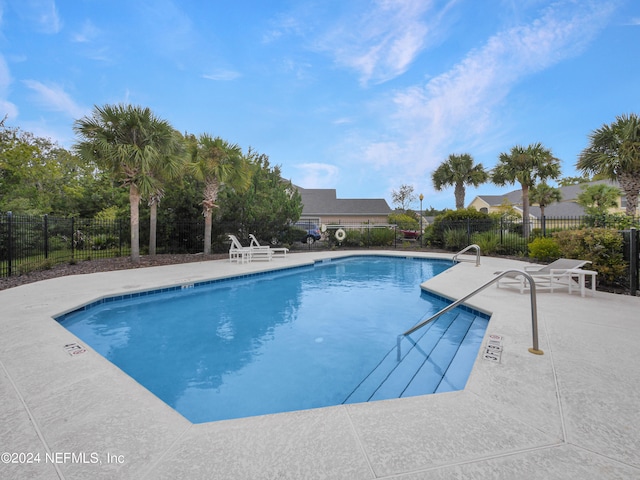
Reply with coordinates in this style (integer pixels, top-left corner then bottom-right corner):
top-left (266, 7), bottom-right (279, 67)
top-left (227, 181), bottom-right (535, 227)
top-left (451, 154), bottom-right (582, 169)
top-left (452, 244), bottom-right (481, 267)
top-left (396, 269), bottom-right (543, 361)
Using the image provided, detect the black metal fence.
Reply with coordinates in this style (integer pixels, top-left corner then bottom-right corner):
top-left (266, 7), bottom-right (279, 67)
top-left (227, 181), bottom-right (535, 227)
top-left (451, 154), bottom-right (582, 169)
top-left (432, 215), bottom-right (639, 295)
top-left (0, 213), bottom-right (126, 277)
top-left (2, 212), bottom-right (638, 295)
top-left (0, 214), bottom-right (402, 278)
top-left (431, 215), bottom-right (640, 255)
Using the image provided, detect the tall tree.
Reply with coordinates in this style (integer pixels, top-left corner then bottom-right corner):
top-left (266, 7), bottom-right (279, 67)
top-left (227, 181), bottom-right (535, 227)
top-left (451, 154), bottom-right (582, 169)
top-left (219, 148), bottom-right (303, 242)
top-left (492, 143), bottom-right (561, 237)
top-left (0, 123), bottom-right (92, 215)
top-left (189, 134), bottom-right (251, 254)
top-left (147, 129), bottom-right (186, 255)
top-left (576, 183), bottom-right (621, 216)
top-left (577, 113), bottom-right (640, 216)
top-left (432, 153), bottom-right (489, 210)
top-left (529, 183), bottom-right (562, 219)
top-left (391, 184), bottom-right (416, 212)
top-left (74, 104), bottom-right (180, 263)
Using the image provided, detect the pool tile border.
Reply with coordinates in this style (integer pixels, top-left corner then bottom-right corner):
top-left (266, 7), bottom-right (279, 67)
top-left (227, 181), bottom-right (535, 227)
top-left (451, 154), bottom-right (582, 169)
top-left (55, 255), bottom-right (488, 323)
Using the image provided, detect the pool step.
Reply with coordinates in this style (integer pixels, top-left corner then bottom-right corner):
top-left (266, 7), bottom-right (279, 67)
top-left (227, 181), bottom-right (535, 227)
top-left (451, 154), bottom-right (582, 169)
top-left (343, 310), bottom-right (487, 404)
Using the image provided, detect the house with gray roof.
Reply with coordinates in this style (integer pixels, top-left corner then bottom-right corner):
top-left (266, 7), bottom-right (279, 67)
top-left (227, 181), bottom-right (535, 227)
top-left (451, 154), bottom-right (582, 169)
top-left (467, 180), bottom-right (627, 218)
top-left (295, 186), bottom-right (392, 225)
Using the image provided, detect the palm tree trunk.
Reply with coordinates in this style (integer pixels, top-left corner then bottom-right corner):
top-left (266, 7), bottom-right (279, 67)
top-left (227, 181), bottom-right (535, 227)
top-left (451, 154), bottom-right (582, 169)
top-left (619, 172), bottom-right (640, 217)
top-left (203, 208), bottom-right (213, 255)
top-left (454, 182), bottom-right (465, 210)
top-left (202, 179), bottom-right (219, 255)
top-left (129, 184), bottom-right (141, 264)
top-left (149, 200), bottom-right (157, 256)
top-left (521, 184), bottom-right (530, 238)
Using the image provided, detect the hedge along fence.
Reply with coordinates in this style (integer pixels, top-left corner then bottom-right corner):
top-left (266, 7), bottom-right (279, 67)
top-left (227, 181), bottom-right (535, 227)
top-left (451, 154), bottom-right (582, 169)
top-left (430, 215), bottom-right (640, 254)
top-left (322, 223), bottom-right (398, 248)
top-left (430, 216), bottom-right (639, 294)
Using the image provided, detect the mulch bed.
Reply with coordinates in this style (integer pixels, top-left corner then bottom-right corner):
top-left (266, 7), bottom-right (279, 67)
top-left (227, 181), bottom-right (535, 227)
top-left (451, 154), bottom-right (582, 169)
top-left (0, 253), bottom-right (227, 291)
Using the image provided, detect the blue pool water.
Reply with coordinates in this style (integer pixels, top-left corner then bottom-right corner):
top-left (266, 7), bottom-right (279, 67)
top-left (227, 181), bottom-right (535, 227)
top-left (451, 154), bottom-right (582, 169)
top-left (57, 256), bottom-right (489, 423)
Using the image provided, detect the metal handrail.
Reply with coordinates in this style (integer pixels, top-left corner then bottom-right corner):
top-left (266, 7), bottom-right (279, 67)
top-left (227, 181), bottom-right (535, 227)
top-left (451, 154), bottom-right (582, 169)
top-left (453, 244), bottom-right (481, 266)
top-left (396, 269), bottom-right (543, 361)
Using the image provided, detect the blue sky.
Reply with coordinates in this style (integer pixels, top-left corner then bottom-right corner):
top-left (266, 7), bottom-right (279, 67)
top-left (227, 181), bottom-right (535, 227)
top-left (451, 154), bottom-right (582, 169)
top-left (1, 0), bottom-right (639, 210)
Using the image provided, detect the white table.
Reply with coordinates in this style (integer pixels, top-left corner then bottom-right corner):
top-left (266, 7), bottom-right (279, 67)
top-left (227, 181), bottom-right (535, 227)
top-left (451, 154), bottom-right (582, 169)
top-left (567, 269), bottom-right (597, 297)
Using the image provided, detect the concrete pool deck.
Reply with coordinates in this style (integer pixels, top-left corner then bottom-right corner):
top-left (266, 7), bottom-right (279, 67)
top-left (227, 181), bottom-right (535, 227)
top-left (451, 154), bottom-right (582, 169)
top-left (1, 250), bottom-right (639, 479)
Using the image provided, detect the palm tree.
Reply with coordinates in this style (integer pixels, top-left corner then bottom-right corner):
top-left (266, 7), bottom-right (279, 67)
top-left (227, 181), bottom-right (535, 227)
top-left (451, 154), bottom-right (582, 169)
top-left (529, 182), bottom-right (562, 219)
top-left (492, 143), bottom-right (561, 237)
top-left (147, 129), bottom-right (186, 256)
top-left (189, 134), bottom-right (251, 254)
top-left (74, 104), bottom-right (179, 263)
top-left (576, 183), bottom-right (621, 215)
top-left (431, 153), bottom-right (489, 210)
top-left (577, 113), bottom-right (640, 216)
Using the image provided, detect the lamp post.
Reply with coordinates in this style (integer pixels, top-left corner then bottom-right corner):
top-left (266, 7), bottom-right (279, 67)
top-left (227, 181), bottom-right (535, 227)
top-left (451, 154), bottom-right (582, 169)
top-left (419, 193), bottom-right (424, 248)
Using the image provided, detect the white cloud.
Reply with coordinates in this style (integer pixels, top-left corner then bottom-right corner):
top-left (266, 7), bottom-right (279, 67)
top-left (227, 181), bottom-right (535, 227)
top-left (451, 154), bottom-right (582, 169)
top-left (15, 0), bottom-right (62, 34)
top-left (263, 14), bottom-right (304, 44)
top-left (358, 1), bottom-right (617, 173)
top-left (202, 70), bottom-right (241, 81)
top-left (294, 163), bottom-right (340, 188)
top-left (0, 56), bottom-right (18, 119)
top-left (23, 80), bottom-right (88, 119)
top-left (332, 117), bottom-right (353, 125)
top-left (71, 19), bottom-right (99, 43)
top-left (314, 0), bottom-right (451, 85)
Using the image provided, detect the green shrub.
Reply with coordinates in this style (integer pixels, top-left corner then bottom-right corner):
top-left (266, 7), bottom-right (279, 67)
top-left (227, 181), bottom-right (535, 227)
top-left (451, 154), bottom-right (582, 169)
top-left (388, 212), bottom-right (419, 230)
top-left (91, 234), bottom-right (119, 250)
top-left (528, 237), bottom-right (561, 261)
top-left (471, 231), bottom-right (501, 255)
top-left (431, 208), bottom-right (493, 247)
top-left (443, 228), bottom-right (468, 250)
top-left (422, 225), bottom-right (435, 246)
top-left (343, 229), bottom-right (362, 247)
top-left (553, 228), bottom-right (627, 285)
top-left (496, 232), bottom-right (527, 256)
top-left (367, 227), bottom-right (395, 246)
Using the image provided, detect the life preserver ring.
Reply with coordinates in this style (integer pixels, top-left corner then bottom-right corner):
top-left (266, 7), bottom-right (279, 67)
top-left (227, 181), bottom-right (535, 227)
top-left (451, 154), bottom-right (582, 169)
top-left (335, 228), bottom-right (346, 241)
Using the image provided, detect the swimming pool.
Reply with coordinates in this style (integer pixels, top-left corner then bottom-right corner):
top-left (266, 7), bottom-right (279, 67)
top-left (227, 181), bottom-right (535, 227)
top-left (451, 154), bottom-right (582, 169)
top-left (57, 256), bottom-right (489, 423)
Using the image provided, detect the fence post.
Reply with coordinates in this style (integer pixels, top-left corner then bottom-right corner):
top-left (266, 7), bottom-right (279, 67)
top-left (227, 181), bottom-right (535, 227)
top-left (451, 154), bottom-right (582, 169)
top-left (7, 211), bottom-right (13, 276)
top-left (542, 215), bottom-right (546, 237)
top-left (43, 214), bottom-right (49, 259)
top-left (630, 227), bottom-right (638, 296)
top-left (119, 218), bottom-right (123, 257)
top-left (71, 217), bottom-right (75, 260)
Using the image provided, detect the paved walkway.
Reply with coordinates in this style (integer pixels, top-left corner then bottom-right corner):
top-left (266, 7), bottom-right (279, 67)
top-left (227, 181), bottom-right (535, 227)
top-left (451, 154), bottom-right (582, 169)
top-left (1, 251), bottom-right (639, 479)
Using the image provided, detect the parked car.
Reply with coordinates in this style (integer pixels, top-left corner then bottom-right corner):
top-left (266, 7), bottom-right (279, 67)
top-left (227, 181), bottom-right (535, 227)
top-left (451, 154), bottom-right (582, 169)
top-left (300, 224), bottom-right (322, 243)
top-left (400, 229), bottom-right (422, 240)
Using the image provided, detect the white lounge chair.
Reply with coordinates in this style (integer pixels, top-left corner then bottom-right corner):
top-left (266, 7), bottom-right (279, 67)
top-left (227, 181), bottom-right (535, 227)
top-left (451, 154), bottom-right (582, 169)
top-left (496, 258), bottom-right (592, 294)
top-left (229, 234), bottom-right (272, 262)
top-left (249, 234), bottom-right (288, 258)
top-left (228, 235), bottom-right (254, 264)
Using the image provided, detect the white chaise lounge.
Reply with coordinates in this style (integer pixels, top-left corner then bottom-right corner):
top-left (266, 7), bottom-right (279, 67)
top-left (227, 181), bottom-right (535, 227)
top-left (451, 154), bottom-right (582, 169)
top-left (228, 235), bottom-right (253, 263)
top-left (249, 234), bottom-right (288, 258)
top-left (228, 234), bottom-right (272, 262)
top-left (495, 258), bottom-right (593, 294)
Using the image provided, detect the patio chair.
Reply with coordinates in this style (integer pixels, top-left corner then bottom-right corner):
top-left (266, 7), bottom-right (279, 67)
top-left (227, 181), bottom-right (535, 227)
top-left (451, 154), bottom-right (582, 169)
top-left (228, 235), bottom-right (254, 264)
top-left (249, 234), bottom-right (288, 258)
top-left (229, 234), bottom-right (273, 262)
top-left (495, 258), bottom-right (592, 294)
